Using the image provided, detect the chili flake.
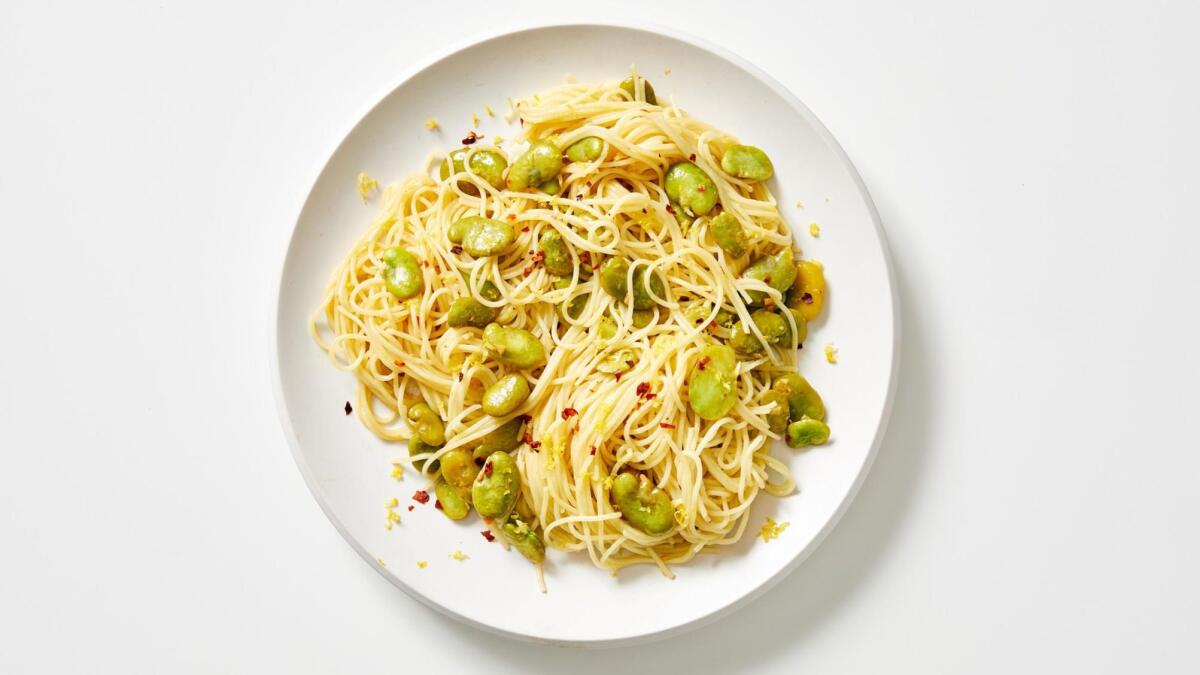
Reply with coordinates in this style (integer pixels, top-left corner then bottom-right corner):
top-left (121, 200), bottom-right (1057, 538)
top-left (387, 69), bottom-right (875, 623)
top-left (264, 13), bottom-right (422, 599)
top-left (589, 446), bottom-right (597, 455)
top-left (636, 382), bottom-right (651, 398)
top-left (434, 500), bottom-right (444, 510)
top-left (450, 245), bottom-right (463, 254)
top-left (412, 490), bottom-right (430, 504)
top-left (530, 251), bottom-right (545, 264)
top-left (614, 371), bottom-right (623, 381)
top-left (697, 185), bottom-right (706, 192)
top-left (507, 214), bottom-right (518, 221)
top-left (407, 505), bottom-right (414, 512)
top-left (484, 461), bottom-right (494, 477)
top-left (521, 414), bottom-right (533, 423)
top-left (665, 205), bottom-right (676, 214)
top-left (562, 407), bottom-right (578, 420)
top-left (801, 292), bottom-right (814, 304)
top-left (689, 153), bottom-right (696, 161)
top-left (481, 530), bottom-right (496, 542)
top-left (660, 422), bottom-right (676, 429)
top-left (697, 356), bottom-right (711, 371)
top-left (344, 401), bottom-right (353, 415)
top-left (462, 130), bottom-right (482, 144)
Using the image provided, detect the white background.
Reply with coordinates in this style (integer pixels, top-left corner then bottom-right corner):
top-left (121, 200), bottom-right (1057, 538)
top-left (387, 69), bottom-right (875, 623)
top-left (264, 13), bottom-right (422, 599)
top-left (2, 1), bottom-right (1198, 672)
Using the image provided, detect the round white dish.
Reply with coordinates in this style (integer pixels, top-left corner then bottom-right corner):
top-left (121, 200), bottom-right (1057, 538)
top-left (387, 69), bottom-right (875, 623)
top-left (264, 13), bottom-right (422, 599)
top-left (271, 21), bottom-right (898, 646)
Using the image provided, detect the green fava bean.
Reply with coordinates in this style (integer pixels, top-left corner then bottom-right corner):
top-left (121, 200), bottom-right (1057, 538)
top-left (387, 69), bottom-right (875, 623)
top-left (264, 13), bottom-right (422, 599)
top-left (439, 449), bottom-right (477, 488)
top-left (462, 218), bottom-right (516, 257)
top-left (408, 437), bottom-right (441, 474)
top-left (435, 481), bottom-right (471, 520)
top-left (482, 374), bottom-right (531, 416)
top-left (500, 518), bottom-right (546, 564)
top-left (539, 230), bottom-right (574, 276)
top-left (473, 417), bottom-right (524, 458)
top-left (787, 418), bottom-right (831, 447)
top-left (538, 178), bottom-right (560, 195)
top-left (483, 323), bottom-right (546, 369)
top-left (773, 373), bottom-right (825, 422)
top-left (631, 268), bottom-right (665, 310)
top-left (743, 251), bottom-right (797, 306)
top-left (563, 292), bottom-right (589, 320)
top-left (729, 311), bottom-right (788, 356)
top-left (664, 162), bottom-right (719, 216)
top-left (783, 307), bottom-right (808, 345)
top-left (599, 257), bottom-right (630, 300)
top-left (619, 76), bottom-right (657, 105)
top-left (406, 402), bottom-right (446, 446)
top-left (631, 309), bottom-right (655, 328)
top-left (440, 148), bottom-right (508, 192)
top-left (507, 139), bottom-right (563, 191)
top-left (611, 473), bottom-right (674, 535)
top-left (710, 212), bottom-right (749, 258)
top-left (566, 136), bottom-right (604, 162)
top-left (447, 297), bottom-right (498, 328)
top-left (472, 451), bottom-right (520, 520)
top-left (760, 390), bottom-right (790, 434)
top-left (688, 344), bottom-right (738, 420)
top-left (598, 316), bottom-right (617, 339)
top-left (381, 247), bottom-right (422, 299)
top-left (447, 217), bottom-right (477, 244)
top-left (720, 144), bottom-right (775, 182)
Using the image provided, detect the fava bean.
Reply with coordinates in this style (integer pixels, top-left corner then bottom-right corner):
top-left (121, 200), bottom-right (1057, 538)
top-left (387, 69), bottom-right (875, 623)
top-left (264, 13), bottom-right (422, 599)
top-left (472, 450), bottom-right (520, 520)
top-left (773, 373), bottom-right (825, 422)
top-left (786, 418), bottom-right (831, 447)
top-left (598, 257), bottom-right (630, 300)
top-left (631, 268), bottom-right (666, 310)
top-left (710, 212), bottom-right (749, 258)
top-left (447, 217), bottom-right (476, 244)
top-left (406, 402), bottom-right (446, 446)
top-left (611, 472), bottom-right (673, 535)
top-left (563, 292), bottom-right (589, 320)
top-left (439, 448), bottom-right (477, 488)
top-left (788, 259), bottom-right (826, 321)
top-left (760, 390), bottom-right (790, 434)
top-left (500, 518), bottom-right (546, 564)
top-left (619, 76), bottom-right (657, 105)
top-left (447, 297), bottom-right (498, 328)
top-left (440, 148), bottom-right (508, 193)
top-left (483, 323), bottom-right (546, 369)
top-left (473, 417), bottom-right (524, 458)
top-left (461, 218), bottom-right (516, 257)
top-left (598, 316), bottom-right (617, 339)
top-left (743, 251), bottom-right (796, 306)
top-left (566, 136), bottom-right (604, 162)
top-left (539, 231), bottom-right (574, 276)
top-left (482, 374), bottom-right (531, 416)
top-left (408, 437), bottom-right (441, 474)
top-left (538, 178), bottom-right (560, 195)
top-left (381, 247), bottom-right (422, 299)
top-left (729, 310), bottom-right (788, 355)
top-left (688, 344), bottom-right (737, 420)
top-left (783, 307), bottom-right (808, 345)
top-left (664, 162), bottom-right (719, 216)
top-left (507, 139), bottom-right (563, 191)
top-left (435, 481), bottom-right (471, 520)
top-left (631, 309), bottom-right (655, 328)
top-left (720, 145), bottom-right (774, 182)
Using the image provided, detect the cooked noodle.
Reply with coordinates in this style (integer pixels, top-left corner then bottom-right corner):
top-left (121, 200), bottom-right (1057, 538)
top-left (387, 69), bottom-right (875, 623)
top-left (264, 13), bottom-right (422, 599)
top-left (311, 73), bottom-right (812, 575)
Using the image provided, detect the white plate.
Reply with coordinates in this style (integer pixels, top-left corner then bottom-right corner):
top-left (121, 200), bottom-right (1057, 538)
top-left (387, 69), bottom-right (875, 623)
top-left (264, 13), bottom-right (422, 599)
top-left (271, 21), bottom-right (898, 646)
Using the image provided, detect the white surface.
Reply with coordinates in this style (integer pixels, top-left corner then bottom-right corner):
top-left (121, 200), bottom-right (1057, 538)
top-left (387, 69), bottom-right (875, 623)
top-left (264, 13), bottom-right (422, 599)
top-left (275, 23), bottom-right (896, 644)
top-left (2, 0), bottom-right (1198, 671)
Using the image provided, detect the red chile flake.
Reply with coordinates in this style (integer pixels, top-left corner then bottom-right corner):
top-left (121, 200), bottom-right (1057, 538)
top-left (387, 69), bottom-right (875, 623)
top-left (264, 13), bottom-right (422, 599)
top-left (530, 251), bottom-right (545, 263)
top-left (614, 371), bottom-right (623, 381)
top-left (507, 214), bottom-right (517, 221)
top-left (636, 382), bottom-right (651, 397)
top-left (412, 490), bottom-right (430, 504)
top-left (530, 440), bottom-right (542, 450)
top-left (481, 530), bottom-right (496, 542)
top-left (521, 226), bottom-right (530, 232)
top-left (801, 292), bottom-right (814, 304)
top-left (589, 446), bottom-right (597, 455)
top-left (697, 356), bottom-right (711, 371)
top-left (521, 414), bottom-right (533, 423)
top-left (450, 245), bottom-right (463, 254)
top-left (407, 505), bottom-right (414, 512)
top-left (434, 500), bottom-right (444, 510)
top-left (561, 407), bottom-right (578, 420)
top-left (484, 461), bottom-right (494, 477)
top-left (665, 205), bottom-right (676, 215)
top-left (689, 153), bottom-right (696, 161)
top-left (344, 401), bottom-right (353, 415)
top-left (763, 276), bottom-right (772, 285)
top-left (522, 433), bottom-right (534, 445)
top-left (697, 185), bottom-right (706, 192)
top-left (660, 422), bottom-right (676, 429)
top-left (462, 130), bottom-right (481, 144)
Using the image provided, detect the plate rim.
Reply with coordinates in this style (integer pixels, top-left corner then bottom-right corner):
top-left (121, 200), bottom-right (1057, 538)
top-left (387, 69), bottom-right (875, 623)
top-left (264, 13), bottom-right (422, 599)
top-left (268, 18), bottom-right (901, 647)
